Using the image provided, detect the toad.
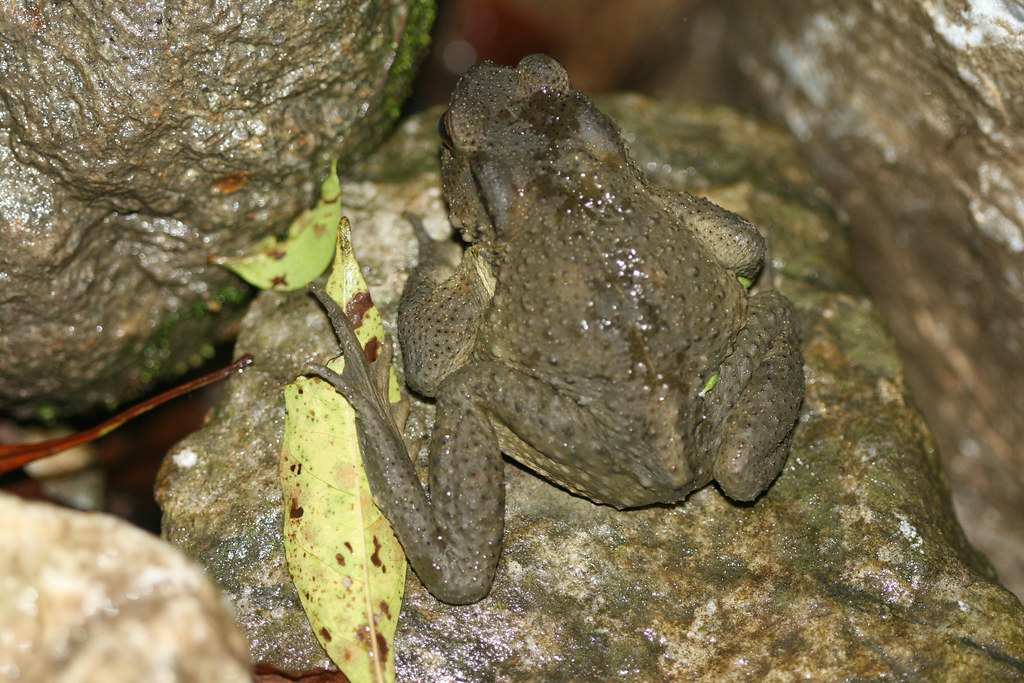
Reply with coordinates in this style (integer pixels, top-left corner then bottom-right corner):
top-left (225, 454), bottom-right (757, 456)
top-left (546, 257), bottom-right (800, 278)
top-left (309, 54), bottom-right (804, 604)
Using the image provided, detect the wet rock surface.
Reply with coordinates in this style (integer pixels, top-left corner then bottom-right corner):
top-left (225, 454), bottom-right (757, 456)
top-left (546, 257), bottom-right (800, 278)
top-left (0, 0), bottom-right (434, 417)
top-left (0, 493), bottom-right (250, 682)
top-left (157, 99), bottom-right (1024, 679)
top-left (685, 0), bottom-right (1024, 599)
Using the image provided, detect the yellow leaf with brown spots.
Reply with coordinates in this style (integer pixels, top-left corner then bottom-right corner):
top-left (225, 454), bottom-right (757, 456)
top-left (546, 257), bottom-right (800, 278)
top-left (281, 216), bottom-right (405, 683)
top-left (213, 162), bottom-right (341, 291)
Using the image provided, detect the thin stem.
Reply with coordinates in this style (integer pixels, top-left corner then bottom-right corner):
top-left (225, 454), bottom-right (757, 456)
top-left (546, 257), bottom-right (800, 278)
top-left (0, 354), bottom-right (254, 476)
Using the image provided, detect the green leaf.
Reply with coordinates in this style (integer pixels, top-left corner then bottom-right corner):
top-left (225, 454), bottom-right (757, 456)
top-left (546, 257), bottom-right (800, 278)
top-left (213, 163), bottom-right (342, 291)
top-left (281, 216), bottom-right (405, 682)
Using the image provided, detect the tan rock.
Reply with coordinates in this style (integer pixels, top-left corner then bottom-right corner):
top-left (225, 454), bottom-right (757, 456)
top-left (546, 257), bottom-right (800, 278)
top-left (0, 494), bottom-right (250, 682)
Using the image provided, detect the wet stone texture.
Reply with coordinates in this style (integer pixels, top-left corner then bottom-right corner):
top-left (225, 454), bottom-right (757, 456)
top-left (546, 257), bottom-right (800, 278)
top-left (156, 99), bottom-right (1024, 678)
top-left (0, 0), bottom-right (434, 417)
top-left (685, 0), bottom-right (1024, 601)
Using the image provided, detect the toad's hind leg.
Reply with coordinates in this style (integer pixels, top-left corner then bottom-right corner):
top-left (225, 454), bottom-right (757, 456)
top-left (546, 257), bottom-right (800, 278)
top-left (307, 284), bottom-right (505, 605)
top-left (710, 291), bottom-right (804, 501)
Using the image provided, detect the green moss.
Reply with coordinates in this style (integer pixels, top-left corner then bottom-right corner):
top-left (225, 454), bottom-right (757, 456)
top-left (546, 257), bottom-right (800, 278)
top-left (380, 0), bottom-right (436, 121)
top-left (34, 404), bottom-right (60, 424)
top-left (339, 0), bottom-right (436, 171)
top-left (139, 283), bottom-right (251, 385)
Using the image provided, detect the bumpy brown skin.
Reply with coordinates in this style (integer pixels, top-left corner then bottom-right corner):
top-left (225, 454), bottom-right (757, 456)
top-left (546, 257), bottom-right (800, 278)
top-left (309, 54), bottom-right (804, 605)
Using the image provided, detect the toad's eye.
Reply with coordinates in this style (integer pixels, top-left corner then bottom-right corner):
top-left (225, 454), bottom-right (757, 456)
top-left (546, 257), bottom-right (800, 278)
top-left (438, 111), bottom-right (454, 150)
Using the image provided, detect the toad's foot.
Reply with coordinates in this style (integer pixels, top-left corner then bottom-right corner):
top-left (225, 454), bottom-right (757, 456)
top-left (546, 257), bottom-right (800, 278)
top-left (710, 291), bottom-right (804, 501)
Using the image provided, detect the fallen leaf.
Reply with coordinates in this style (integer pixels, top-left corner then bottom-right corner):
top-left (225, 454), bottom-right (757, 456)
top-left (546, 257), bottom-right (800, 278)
top-left (281, 216), bottom-right (405, 683)
top-left (213, 163), bottom-right (341, 291)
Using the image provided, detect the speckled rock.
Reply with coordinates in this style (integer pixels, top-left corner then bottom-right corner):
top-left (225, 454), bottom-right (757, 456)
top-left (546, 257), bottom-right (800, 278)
top-left (684, 0), bottom-right (1024, 600)
top-left (0, 0), bottom-right (434, 417)
top-left (156, 97), bottom-right (1024, 679)
top-left (0, 493), bottom-right (250, 682)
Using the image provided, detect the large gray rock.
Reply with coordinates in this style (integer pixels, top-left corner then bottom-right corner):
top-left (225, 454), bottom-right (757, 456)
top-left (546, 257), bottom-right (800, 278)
top-left (156, 98), bottom-right (1024, 678)
top-left (684, 0), bottom-right (1024, 598)
top-left (0, 493), bottom-right (250, 682)
top-left (0, 0), bottom-right (434, 417)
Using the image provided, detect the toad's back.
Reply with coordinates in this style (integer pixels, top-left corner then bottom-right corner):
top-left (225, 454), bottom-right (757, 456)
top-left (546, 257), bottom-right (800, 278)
top-left (480, 191), bottom-right (747, 403)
